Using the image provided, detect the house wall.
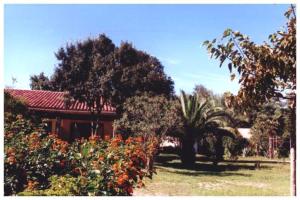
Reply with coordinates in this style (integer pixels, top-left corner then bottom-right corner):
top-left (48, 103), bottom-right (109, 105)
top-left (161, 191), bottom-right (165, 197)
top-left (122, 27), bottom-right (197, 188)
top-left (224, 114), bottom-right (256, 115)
top-left (103, 121), bottom-right (113, 139)
top-left (60, 119), bottom-right (72, 141)
top-left (51, 119), bottom-right (56, 134)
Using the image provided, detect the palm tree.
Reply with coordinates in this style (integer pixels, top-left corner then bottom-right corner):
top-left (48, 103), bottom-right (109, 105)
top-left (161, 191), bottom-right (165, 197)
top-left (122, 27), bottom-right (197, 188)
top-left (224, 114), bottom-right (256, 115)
top-left (179, 90), bottom-right (237, 167)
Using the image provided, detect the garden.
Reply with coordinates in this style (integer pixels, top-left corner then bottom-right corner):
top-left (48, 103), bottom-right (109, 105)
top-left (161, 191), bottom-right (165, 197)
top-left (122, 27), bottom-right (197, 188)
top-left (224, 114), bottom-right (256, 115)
top-left (4, 5), bottom-right (296, 196)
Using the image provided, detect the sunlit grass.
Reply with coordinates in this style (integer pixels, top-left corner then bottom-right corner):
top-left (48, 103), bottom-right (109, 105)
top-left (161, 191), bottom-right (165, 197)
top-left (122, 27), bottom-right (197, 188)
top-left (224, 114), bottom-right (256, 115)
top-left (134, 153), bottom-right (290, 196)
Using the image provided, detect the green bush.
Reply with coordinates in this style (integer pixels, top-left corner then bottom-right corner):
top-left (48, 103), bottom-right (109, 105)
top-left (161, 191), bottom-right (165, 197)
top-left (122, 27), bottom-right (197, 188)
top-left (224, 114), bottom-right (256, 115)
top-left (223, 136), bottom-right (249, 159)
top-left (18, 175), bottom-right (78, 196)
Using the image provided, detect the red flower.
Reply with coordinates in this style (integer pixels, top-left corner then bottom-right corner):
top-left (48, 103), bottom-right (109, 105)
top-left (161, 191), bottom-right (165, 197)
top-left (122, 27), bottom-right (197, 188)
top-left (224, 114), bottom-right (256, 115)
top-left (126, 186), bottom-right (133, 194)
top-left (60, 160), bottom-right (66, 167)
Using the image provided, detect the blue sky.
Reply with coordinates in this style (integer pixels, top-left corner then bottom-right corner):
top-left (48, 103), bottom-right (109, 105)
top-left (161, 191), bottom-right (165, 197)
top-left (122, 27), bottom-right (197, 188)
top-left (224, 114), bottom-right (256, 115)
top-left (4, 4), bottom-right (289, 95)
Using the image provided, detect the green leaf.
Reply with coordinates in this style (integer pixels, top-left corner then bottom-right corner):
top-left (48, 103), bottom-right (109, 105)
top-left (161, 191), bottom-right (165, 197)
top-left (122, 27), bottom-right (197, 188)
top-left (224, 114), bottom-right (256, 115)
top-left (203, 40), bottom-right (210, 46)
top-left (222, 29), bottom-right (232, 38)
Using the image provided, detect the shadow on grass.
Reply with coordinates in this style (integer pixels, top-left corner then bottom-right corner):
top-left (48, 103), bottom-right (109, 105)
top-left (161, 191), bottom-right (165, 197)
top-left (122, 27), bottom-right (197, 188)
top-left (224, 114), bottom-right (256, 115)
top-left (154, 153), bottom-right (273, 177)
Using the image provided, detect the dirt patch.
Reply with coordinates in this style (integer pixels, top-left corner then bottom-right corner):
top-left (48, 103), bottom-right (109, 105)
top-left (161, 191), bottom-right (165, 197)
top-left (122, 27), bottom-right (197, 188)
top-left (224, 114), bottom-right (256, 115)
top-left (197, 180), bottom-right (268, 190)
top-left (221, 180), bottom-right (268, 188)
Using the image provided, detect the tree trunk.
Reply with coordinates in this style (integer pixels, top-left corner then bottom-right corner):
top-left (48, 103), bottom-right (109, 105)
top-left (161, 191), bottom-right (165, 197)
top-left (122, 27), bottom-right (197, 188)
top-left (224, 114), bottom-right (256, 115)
top-left (180, 131), bottom-right (196, 167)
top-left (290, 145), bottom-right (296, 196)
top-left (269, 135), bottom-right (274, 159)
top-left (290, 100), bottom-right (296, 196)
top-left (215, 135), bottom-right (224, 163)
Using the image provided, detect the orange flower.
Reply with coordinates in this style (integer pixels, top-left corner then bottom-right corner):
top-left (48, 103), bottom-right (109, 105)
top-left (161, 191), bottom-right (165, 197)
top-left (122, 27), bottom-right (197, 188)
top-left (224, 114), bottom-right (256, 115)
top-left (125, 137), bottom-right (133, 144)
top-left (6, 147), bottom-right (15, 155)
top-left (137, 180), bottom-right (144, 188)
top-left (112, 163), bottom-right (119, 172)
top-left (7, 155), bottom-right (16, 165)
top-left (98, 156), bottom-right (104, 161)
top-left (117, 176), bottom-right (125, 186)
top-left (125, 149), bottom-right (131, 155)
top-left (27, 180), bottom-right (38, 191)
top-left (122, 174), bottom-right (129, 181)
top-left (136, 136), bottom-right (143, 143)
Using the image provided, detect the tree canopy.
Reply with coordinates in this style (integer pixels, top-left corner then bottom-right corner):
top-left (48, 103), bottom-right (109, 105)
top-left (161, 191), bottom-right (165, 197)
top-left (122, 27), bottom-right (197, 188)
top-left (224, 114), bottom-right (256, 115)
top-left (203, 5), bottom-right (296, 195)
top-left (30, 34), bottom-right (174, 115)
top-left (114, 93), bottom-right (182, 138)
top-left (30, 72), bottom-right (52, 91)
top-left (203, 5), bottom-right (296, 108)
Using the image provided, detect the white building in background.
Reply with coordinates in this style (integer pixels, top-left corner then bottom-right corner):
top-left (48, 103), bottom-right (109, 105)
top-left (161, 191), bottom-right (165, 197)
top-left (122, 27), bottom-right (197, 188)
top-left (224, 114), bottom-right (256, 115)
top-left (238, 128), bottom-right (252, 139)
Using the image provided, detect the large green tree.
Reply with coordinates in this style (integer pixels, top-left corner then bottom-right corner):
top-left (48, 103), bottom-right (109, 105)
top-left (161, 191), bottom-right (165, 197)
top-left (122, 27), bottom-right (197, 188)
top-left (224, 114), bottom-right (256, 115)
top-left (52, 34), bottom-right (116, 135)
top-left (30, 35), bottom-right (174, 116)
top-left (110, 42), bottom-right (174, 114)
top-left (203, 5), bottom-right (296, 195)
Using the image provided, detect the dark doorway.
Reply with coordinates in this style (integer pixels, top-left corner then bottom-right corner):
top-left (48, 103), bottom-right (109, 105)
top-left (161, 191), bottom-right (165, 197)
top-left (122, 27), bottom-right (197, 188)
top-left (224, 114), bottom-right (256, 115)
top-left (70, 122), bottom-right (104, 141)
top-left (71, 122), bottom-right (91, 141)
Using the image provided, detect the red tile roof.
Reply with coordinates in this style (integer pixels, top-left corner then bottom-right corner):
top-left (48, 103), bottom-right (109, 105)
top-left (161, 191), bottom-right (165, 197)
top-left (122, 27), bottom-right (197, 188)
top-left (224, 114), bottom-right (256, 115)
top-left (5, 89), bottom-right (116, 115)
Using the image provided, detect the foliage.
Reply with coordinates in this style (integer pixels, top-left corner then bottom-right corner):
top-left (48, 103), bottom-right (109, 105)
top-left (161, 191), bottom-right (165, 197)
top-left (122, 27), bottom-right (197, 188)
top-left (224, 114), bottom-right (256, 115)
top-left (111, 42), bottom-right (174, 114)
top-left (18, 175), bottom-right (78, 196)
top-left (179, 90), bottom-right (237, 166)
top-left (4, 115), bottom-right (159, 196)
top-left (4, 115), bottom-right (70, 195)
top-left (222, 136), bottom-right (249, 159)
top-left (203, 7), bottom-right (296, 154)
top-left (194, 84), bottom-right (214, 99)
top-left (4, 91), bottom-right (28, 116)
top-left (194, 84), bottom-right (225, 108)
top-left (203, 5), bottom-right (295, 107)
top-left (30, 35), bottom-right (174, 115)
top-left (203, 7), bottom-right (296, 193)
top-left (114, 93), bottom-right (183, 138)
top-left (53, 34), bottom-right (116, 123)
top-left (198, 129), bottom-right (246, 161)
top-left (30, 72), bottom-right (53, 90)
top-left (250, 102), bottom-right (291, 157)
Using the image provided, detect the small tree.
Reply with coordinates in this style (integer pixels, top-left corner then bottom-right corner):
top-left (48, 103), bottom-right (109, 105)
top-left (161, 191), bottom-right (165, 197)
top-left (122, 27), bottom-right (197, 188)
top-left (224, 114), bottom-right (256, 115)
top-left (251, 103), bottom-right (281, 157)
top-left (114, 93), bottom-right (182, 138)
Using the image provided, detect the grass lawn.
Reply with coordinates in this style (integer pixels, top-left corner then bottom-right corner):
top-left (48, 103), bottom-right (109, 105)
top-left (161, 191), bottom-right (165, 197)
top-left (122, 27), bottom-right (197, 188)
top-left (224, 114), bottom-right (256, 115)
top-left (134, 153), bottom-right (290, 196)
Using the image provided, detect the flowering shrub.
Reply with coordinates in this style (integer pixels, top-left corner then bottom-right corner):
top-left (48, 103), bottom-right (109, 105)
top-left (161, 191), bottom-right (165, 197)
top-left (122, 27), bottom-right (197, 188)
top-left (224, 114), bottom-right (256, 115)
top-left (4, 115), bottom-right (70, 195)
top-left (4, 115), bottom-right (159, 196)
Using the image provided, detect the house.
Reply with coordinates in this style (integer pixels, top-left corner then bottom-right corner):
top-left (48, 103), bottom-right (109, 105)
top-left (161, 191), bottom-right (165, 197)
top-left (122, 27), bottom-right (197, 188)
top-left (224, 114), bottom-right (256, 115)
top-left (237, 128), bottom-right (252, 139)
top-left (5, 89), bottom-right (117, 142)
